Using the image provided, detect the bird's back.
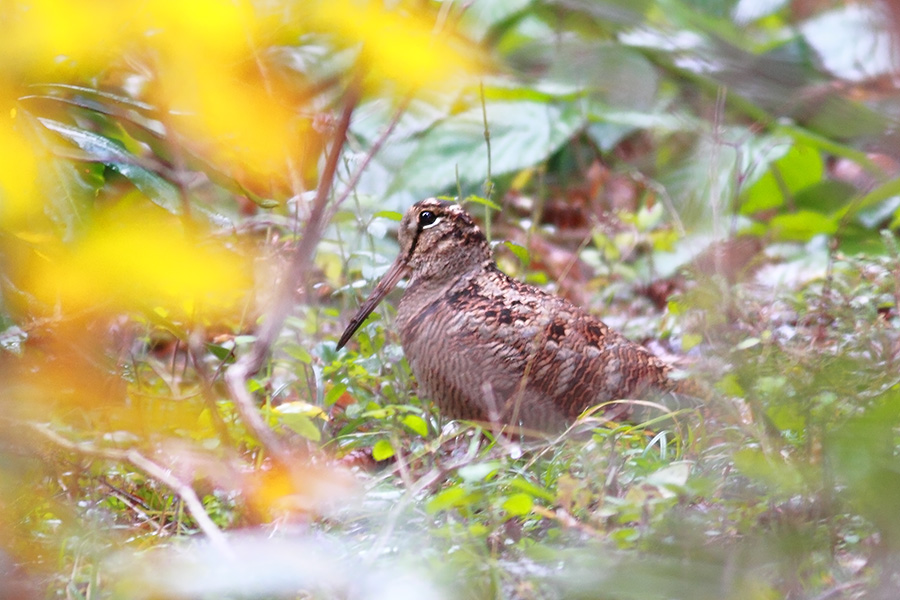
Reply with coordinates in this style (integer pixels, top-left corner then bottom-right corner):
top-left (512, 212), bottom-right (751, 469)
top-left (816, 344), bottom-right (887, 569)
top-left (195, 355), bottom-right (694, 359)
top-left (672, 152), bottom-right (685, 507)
top-left (397, 264), bottom-right (681, 431)
top-left (338, 198), bottom-right (702, 433)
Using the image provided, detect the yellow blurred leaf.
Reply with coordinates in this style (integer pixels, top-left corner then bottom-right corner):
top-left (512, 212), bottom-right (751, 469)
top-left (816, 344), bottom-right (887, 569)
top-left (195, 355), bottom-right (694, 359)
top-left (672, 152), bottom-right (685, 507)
top-left (401, 414), bottom-right (428, 437)
top-left (153, 39), bottom-right (306, 188)
top-left (1, 0), bottom-right (134, 75)
top-left (244, 464), bottom-right (356, 521)
top-left (312, 0), bottom-right (485, 91)
top-left (0, 120), bottom-right (38, 226)
top-left (372, 439), bottom-right (394, 461)
top-left (126, 0), bottom-right (309, 191)
top-left (277, 413), bottom-right (322, 441)
top-left (28, 206), bottom-right (253, 318)
top-left (274, 401), bottom-right (328, 421)
top-left (143, 0), bottom-right (255, 59)
top-left (502, 492), bottom-right (534, 516)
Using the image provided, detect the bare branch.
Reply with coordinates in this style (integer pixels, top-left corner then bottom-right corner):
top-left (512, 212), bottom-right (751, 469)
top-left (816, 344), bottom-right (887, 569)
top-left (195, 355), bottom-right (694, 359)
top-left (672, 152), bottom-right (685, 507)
top-left (326, 96), bottom-right (411, 225)
top-left (224, 75), bottom-right (363, 463)
top-left (28, 423), bottom-right (231, 555)
top-left (125, 449), bottom-right (228, 552)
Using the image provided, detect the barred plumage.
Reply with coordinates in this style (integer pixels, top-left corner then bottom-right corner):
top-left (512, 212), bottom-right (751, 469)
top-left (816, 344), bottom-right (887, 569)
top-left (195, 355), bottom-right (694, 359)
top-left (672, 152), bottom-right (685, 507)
top-left (338, 198), bottom-right (700, 432)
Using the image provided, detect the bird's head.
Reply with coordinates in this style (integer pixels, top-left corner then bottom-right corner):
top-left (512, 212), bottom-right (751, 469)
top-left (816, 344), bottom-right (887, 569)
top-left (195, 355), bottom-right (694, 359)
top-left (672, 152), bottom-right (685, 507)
top-left (337, 198), bottom-right (491, 349)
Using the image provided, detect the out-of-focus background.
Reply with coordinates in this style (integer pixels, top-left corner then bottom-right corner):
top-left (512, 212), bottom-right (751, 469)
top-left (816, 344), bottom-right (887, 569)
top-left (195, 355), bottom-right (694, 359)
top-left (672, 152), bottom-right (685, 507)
top-left (2, 0), bottom-right (900, 598)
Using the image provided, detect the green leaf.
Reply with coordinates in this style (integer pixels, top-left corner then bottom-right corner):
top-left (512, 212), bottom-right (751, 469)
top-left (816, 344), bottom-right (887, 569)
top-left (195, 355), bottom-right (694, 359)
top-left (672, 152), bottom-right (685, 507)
top-left (845, 176), bottom-right (900, 222)
top-left (681, 333), bottom-right (703, 351)
top-left (502, 240), bottom-right (530, 267)
top-left (644, 462), bottom-right (692, 498)
top-left (735, 337), bottom-right (760, 350)
top-left (278, 414), bottom-right (321, 442)
top-left (401, 414), bottom-right (429, 437)
top-left (716, 374), bottom-right (745, 397)
top-left (502, 493), bottom-right (534, 516)
top-left (463, 194), bottom-right (502, 211)
top-left (794, 180), bottom-right (856, 215)
top-left (391, 100), bottom-right (585, 195)
top-left (610, 527), bottom-right (640, 545)
top-left (374, 210), bottom-right (403, 221)
top-left (30, 83), bottom-right (156, 110)
top-left (767, 402), bottom-right (805, 432)
top-left (324, 383), bottom-right (347, 407)
top-left (345, 403), bottom-right (364, 419)
top-left (458, 461), bottom-right (500, 483)
top-left (509, 477), bottom-right (555, 503)
top-left (206, 343), bottom-right (234, 362)
top-left (586, 121), bottom-right (636, 152)
top-left (38, 117), bottom-right (181, 214)
top-left (41, 158), bottom-right (103, 240)
top-left (372, 439), bottom-right (394, 461)
top-left (734, 448), bottom-right (806, 493)
top-left (635, 202), bottom-right (664, 231)
top-left (741, 144), bottom-right (823, 214)
top-left (177, 146), bottom-right (269, 207)
top-left (426, 486), bottom-right (470, 514)
top-left (283, 343), bottom-right (312, 364)
top-left (457, 0), bottom-right (532, 40)
top-left (770, 210), bottom-right (838, 241)
top-left (544, 44), bottom-right (659, 110)
top-left (357, 330), bottom-right (374, 356)
top-left (837, 224), bottom-right (893, 255)
top-left (362, 404), bottom-right (397, 419)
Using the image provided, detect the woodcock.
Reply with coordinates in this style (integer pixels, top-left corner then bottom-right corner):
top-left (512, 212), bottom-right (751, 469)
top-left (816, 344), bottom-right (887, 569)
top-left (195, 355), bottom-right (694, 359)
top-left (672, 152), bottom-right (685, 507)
top-left (337, 198), bottom-right (697, 432)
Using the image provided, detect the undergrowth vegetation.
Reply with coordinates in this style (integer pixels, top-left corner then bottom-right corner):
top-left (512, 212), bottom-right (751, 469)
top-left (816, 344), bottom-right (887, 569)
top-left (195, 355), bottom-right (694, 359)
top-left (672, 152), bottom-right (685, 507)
top-left (2, 0), bottom-right (900, 598)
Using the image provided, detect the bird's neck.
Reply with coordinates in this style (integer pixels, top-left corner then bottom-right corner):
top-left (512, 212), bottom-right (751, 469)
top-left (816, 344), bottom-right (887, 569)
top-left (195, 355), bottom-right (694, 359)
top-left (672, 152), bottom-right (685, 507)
top-left (404, 259), bottom-right (490, 303)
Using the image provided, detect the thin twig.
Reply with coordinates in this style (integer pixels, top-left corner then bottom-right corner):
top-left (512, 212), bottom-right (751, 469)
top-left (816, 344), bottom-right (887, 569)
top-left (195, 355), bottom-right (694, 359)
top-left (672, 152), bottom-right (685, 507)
top-left (627, 168), bottom-right (686, 237)
top-left (99, 477), bottom-right (163, 533)
top-left (124, 450), bottom-right (225, 546)
top-left (808, 580), bottom-right (866, 600)
top-left (479, 81), bottom-right (493, 240)
top-left (28, 422), bottom-right (230, 555)
top-left (326, 95), bottom-right (412, 224)
top-left (186, 336), bottom-right (235, 447)
top-left (224, 75), bottom-right (363, 463)
top-left (709, 85), bottom-right (727, 242)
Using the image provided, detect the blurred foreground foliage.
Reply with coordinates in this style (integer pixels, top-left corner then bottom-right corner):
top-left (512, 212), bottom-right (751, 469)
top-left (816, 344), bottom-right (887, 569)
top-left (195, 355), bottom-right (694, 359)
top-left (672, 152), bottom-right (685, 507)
top-left (1, 0), bottom-right (900, 598)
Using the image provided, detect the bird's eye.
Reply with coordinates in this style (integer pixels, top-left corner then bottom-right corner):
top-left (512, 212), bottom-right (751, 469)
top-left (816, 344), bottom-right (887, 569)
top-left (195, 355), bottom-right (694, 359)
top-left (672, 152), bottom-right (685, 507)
top-left (418, 210), bottom-right (438, 228)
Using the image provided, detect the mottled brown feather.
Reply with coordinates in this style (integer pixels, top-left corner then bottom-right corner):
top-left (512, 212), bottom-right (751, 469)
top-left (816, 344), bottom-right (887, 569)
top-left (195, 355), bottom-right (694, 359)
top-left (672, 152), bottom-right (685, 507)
top-left (339, 198), bottom-right (700, 432)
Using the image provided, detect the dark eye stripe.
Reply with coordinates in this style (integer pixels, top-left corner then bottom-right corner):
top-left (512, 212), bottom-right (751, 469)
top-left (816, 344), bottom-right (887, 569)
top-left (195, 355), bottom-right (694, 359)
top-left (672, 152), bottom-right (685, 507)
top-left (405, 208), bottom-right (445, 259)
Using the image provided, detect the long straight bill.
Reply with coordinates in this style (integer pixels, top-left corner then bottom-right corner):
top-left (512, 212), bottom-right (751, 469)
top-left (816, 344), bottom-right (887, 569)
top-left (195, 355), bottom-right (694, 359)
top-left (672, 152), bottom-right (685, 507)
top-left (337, 257), bottom-right (410, 349)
